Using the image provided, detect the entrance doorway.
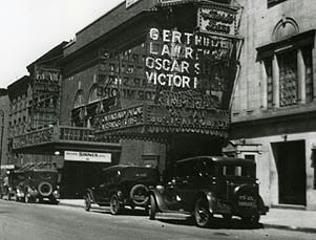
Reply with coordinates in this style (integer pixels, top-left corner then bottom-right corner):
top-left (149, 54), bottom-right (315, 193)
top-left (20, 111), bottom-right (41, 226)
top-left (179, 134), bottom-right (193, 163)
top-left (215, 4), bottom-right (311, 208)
top-left (272, 141), bottom-right (306, 205)
top-left (60, 161), bottom-right (110, 198)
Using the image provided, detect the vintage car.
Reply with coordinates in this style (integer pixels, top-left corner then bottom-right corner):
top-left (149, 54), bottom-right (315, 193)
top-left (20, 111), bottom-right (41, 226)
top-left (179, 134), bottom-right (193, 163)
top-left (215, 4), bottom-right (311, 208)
top-left (84, 165), bottom-right (160, 215)
top-left (0, 170), bottom-right (22, 200)
top-left (149, 156), bottom-right (268, 227)
top-left (15, 168), bottom-right (60, 204)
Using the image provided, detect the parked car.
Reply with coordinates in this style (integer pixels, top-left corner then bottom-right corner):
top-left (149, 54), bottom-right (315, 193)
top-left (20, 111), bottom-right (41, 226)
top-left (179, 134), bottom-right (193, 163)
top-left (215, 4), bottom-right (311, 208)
top-left (84, 165), bottom-right (160, 215)
top-left (0, 170), bottom-right (22, 200)
top-left (149, 156), bottom-right (268, 227)
top-left (15, 168), bottom-right (60, 204)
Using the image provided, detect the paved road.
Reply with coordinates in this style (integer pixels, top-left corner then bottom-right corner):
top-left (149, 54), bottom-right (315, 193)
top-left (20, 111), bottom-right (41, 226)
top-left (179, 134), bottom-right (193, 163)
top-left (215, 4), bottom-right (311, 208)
top-left (0, 200), bottom-right (315, 240)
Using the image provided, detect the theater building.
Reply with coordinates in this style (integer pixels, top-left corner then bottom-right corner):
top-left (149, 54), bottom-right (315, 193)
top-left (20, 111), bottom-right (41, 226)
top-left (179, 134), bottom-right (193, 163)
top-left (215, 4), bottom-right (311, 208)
top-left (60, 0), bottom-right (243, 194)
top-left (7, 0), bottom-right (243, 198)
top-left (229, 0), bottom-right (316, 209)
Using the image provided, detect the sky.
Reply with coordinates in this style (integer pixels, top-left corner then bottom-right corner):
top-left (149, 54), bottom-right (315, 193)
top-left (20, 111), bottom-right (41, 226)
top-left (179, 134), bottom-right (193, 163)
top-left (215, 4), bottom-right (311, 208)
top-left (0, 0), bottom-right (124, 88)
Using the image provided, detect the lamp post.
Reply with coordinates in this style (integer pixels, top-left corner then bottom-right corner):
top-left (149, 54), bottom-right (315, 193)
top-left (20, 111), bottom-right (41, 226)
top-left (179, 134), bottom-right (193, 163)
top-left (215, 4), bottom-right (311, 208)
top-left (0, 109), bottom-right (4, 171)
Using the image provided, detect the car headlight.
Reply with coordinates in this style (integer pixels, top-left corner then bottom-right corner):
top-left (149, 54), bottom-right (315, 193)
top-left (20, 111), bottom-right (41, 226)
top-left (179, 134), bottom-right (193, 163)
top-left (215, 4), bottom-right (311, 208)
top-left (117, 190), bottom-right (123, 198)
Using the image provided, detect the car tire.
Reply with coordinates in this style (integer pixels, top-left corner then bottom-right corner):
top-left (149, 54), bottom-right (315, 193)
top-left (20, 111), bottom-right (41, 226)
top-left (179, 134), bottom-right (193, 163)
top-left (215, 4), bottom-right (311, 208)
top-left (194, 197), bottom-right (211, 228)
top-left (25, 193), bottom-right (33, 203)
top-left (149, 194), bottom-right (157, 220)
top-left (38, 182), bottom-right (53, 197)
top-left (130, 184), bottom-right (149, 206)
top-left (84, 194), bottom-right (91, 212)
top-left (110, 195), bottom-right (121, 215)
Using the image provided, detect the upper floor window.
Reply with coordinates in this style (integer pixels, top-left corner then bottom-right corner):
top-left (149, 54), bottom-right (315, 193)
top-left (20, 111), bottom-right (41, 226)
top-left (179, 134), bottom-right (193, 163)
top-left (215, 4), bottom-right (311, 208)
top-left (258, 29), bottom-right (315, 109)
top-left (73, 90), bottom-right (84, 109)
top-left (268, 0), bottom-right (289, 8)
top-left (264, 47), bottom-right (313, 109)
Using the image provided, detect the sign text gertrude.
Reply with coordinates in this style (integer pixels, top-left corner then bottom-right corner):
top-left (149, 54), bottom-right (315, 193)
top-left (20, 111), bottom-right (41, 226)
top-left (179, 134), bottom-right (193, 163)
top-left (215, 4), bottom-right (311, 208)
top-left (146, 28), bottom-right (233, 90)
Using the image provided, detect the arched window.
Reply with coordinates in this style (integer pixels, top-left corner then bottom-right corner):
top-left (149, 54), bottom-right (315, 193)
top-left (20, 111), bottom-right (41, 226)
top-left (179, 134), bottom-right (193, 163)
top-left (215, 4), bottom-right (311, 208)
top-left (73, 90), bottom-right (84, 108)
top-left (88, 84), bottom-right (100, 103)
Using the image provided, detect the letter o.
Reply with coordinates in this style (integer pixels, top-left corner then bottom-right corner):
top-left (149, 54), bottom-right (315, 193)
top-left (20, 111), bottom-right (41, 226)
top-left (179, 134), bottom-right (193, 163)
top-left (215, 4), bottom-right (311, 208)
top-left (145, 57), bottom-right (155, 69)
top-left (173, 75), bottom-right (182, 87)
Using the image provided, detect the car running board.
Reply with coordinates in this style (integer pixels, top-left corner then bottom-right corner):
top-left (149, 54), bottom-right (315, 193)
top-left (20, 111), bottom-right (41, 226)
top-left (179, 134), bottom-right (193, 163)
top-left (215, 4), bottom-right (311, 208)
top-left (155, 211), bottom-right (192, 220)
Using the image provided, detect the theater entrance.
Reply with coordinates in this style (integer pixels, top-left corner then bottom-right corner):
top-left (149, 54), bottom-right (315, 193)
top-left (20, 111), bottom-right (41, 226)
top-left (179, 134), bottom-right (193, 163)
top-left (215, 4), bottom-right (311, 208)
top-left (272, 141), bottom-right (306, 205)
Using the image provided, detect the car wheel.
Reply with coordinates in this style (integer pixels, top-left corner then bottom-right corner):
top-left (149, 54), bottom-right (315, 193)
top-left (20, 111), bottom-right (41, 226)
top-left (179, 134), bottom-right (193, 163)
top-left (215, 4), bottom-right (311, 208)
top-left (194, 197), bottom-right (211, 228)
top-left (25, 193), bottom-right (33, 203)
top-left (242, 215), bottom-right (260, 225)
top-left (84, 195), bottom-right (91, 212)
top-left (130, 184), bottom-right (149, 206)
top-left (149, 194), bottom-right (157, 220)
top-left (110, 195), bottom-right (121, 215)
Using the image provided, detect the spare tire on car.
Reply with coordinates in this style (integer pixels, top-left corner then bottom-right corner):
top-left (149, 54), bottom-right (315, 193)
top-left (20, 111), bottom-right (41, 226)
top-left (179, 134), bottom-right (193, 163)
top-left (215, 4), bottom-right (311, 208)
top-left (38, 181), bottom-right (53, 197)
top-left (129, 184), bottom-right (149, 206)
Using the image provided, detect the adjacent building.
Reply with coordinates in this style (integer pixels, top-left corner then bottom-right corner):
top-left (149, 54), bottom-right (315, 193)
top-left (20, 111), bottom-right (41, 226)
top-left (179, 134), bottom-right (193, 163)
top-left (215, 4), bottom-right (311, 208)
top-left (230, 0), bottom-right (316, 210)
top-left (0, 88), bottom-right (9, 174)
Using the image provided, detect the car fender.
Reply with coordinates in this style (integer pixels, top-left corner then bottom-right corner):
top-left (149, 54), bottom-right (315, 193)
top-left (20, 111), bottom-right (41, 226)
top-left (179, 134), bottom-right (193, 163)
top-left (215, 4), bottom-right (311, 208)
top-left (257, 195), bottom-right (269, 215)
top-left (149, 189), bottom-right (169, 212)
top-left (196, 191), bottom-right (215, 214)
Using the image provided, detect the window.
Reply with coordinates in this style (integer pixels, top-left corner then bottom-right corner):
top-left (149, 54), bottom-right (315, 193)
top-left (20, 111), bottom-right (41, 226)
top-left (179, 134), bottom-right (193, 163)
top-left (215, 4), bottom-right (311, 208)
top-left (73, 90), bottom-right (84, 108)
top-left (244, 154), bottom-right (255, 161)
top-left (263, 47), bottom-right (313, 108)
top-left (268, 0), bottom-right (288, 8)
top-left (265, 58), bottom-right (273, 108)
top-left (303, 47), bottom-right (314, 103)
top-left (278, 50), bottom-right (297, 107)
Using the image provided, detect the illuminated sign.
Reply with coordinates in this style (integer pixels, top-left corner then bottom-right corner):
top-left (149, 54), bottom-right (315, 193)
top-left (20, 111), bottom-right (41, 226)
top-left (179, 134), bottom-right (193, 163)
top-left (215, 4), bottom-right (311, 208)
top-left (198, 6), bottom-right (239, 36)
top-left (98, 105), bottom-right (144, 131)
top-left (146, 28), bottom-right (236, 108)
top-left (95, 104), bottom-right (230, 135)
top-left (126, 0), bottom-right (141, 8)
top-left (65, 151), bottom-right (111, 163)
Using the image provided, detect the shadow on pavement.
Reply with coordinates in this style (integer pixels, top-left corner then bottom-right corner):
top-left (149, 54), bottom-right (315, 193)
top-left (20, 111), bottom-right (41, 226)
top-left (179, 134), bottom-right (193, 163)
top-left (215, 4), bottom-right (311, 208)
top-left (86, 206), bottom-right (148, 217)
top-left (158, 217), bottom-right (263, 230)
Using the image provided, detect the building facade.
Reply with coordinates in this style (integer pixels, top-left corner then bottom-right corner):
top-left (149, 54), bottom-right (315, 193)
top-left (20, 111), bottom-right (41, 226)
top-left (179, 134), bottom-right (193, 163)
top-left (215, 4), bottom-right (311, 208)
top-left (230, 0), bottom-right (316, 210)
top-left (60, 0), bottom-right (242, 194)
top-left (0, 89), bottom-right (10, 173)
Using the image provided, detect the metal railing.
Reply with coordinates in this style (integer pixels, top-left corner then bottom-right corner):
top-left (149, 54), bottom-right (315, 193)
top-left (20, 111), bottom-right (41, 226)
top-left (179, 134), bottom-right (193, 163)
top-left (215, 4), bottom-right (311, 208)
top-left (11, 125), bottom-right (100, 150)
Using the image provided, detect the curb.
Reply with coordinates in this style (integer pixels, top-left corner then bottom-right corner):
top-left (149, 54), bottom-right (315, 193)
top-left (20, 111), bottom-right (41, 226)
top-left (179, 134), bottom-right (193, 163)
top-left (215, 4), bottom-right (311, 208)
top-left (58, 202), bottom-right (316, 234)
top-left (59, 202), bottom-right (83, 209)
top-left (263, 223), bottom-right (316, 234)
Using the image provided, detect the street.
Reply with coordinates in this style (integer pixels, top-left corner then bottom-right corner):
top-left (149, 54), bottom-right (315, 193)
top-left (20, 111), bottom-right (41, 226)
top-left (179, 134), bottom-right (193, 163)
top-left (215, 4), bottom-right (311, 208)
top-left (0, 200), bottom-right (315, 240)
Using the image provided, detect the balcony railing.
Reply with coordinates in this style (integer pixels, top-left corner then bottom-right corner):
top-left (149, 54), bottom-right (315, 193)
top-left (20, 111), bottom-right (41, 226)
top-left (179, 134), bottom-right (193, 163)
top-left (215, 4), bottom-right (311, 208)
top-left (12, 125), bottom-right (101, 150)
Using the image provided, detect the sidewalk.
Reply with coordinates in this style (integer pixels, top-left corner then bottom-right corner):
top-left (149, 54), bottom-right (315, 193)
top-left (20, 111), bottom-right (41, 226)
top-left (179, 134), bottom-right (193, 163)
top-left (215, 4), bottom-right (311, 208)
top-left (59, 199), bottom-right (316, 233)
